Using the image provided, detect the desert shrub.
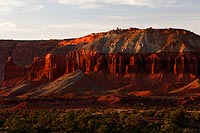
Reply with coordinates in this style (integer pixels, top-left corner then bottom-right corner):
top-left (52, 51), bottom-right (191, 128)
top-left (183, 128), bottom-right (199, 133)
top-left (0, 107), bottom-right (198, 132)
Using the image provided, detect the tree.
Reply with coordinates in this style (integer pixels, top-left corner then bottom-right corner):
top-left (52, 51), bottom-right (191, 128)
top-left (169, 109), bottom-right (189, 127)
top-left (4, 116), bottom-right (34, 133)
top-left (161, 120), bottom-right (182, 133)
top-left (97, 125), bottom-right (109, 133)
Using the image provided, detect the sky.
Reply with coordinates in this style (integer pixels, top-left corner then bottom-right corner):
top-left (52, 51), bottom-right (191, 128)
top-left (0, 0), bottom-right (200, 40)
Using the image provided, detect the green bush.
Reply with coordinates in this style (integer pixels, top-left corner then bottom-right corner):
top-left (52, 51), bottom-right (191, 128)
top-left (0, 108), bottom-right (199, 132)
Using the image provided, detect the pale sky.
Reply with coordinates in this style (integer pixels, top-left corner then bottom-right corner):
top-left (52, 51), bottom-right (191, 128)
top-left (0, 0), bottom-right (199, 40)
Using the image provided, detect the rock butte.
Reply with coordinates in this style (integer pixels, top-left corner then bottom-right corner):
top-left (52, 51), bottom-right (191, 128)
top-left (1, 28), bottom-right (200, 98)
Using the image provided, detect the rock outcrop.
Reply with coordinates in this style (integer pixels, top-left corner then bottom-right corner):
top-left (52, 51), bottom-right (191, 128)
top-left (26, 54), bottom-right (67, 81)
top-left (0, 40), bottom-right (59, 81)
top-left (1, 28), bottom-right (200, 97)
top-left (64, 51), bottom-right (200, 76)
top-left (3, 57), bottom-right (24, 81)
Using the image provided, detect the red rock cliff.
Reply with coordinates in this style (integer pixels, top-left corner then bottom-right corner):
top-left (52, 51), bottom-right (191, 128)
top-left (64, 51), bottom-right (200, 76)
top-left (1, 28), bottom-right (200, 89)
top-left (3, 57), bottom-right (24, 81)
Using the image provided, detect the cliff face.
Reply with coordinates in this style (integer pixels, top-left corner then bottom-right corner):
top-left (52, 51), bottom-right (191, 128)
top-left (27, 53), bottom-right (66, 81)
top-left (1, 28), bottom-right (200, 97)
top-left (0, 41), bottom-right (17, 81)
top-left (64, 51), bottom-right (199, 76)
top-left (11, 41), bottom-right (58, 67)
top-left (5, 51), bottom-right (198, 83)
top-left (0, 40), bottom-right (59, 81)
top-left (3, 57), bottom-right (24, 81)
